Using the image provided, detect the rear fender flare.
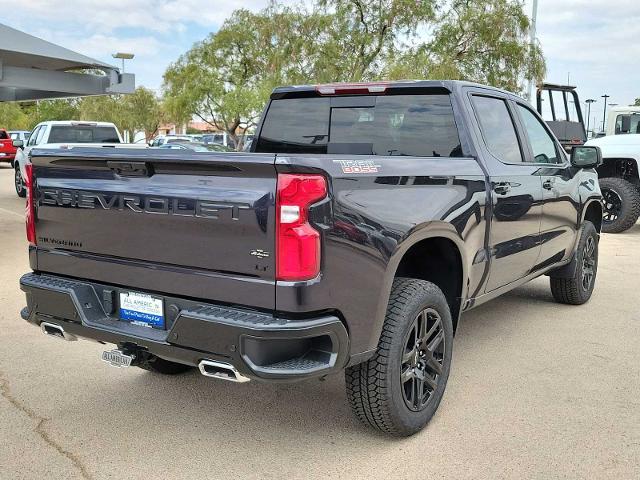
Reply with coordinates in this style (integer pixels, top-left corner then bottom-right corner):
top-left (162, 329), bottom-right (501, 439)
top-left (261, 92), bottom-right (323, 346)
top-left (369, 222), bottom-right (469, 349)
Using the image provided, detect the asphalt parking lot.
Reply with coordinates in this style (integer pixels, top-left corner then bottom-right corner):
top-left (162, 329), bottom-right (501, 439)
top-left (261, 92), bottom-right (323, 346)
top-left (0, 164), bottom-right (638, 480)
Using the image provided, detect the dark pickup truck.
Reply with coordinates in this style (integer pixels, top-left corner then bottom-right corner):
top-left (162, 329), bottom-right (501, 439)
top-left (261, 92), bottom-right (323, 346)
top-left (20, 81), bottom-right (603, 436)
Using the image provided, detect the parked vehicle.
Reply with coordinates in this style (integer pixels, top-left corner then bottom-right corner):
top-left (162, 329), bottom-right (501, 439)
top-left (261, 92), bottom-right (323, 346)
top-left (9, 131), bottom-right (31, 166)
top-left (202, 132), bottom-right (240, 148)
top-left (585, 133), bottom-right (640, 232)
top-left (535, 84), bottom-right (640, 233)
top-left (0, 129), bottom-right (17, 166)
top-left (9, 130), bottom-right (31, 143)
top-left (157, 142), bottom-right (233, 152)
top-left (605, 106), bottom-right (640, 136)
top-left (19, 81), bottom-right (603, 436)
top-left (13, 121), bottom-right (125, 198)
top-left (149, 135), bottom-right (192, 147)
top-left (536, 83), bottom-right (586, 152)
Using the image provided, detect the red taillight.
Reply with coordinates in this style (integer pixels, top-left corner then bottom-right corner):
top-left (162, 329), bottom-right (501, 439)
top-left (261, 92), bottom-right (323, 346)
top-left (315, 82), bottom-right (388, 95)
top-left (276, 174), bottom-right (327, 281)
top-left (25, 164), bottom-right (36, 245)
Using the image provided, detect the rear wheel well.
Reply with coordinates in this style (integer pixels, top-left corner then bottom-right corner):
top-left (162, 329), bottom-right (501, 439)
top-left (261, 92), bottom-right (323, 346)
top-left (394, 237), bottom-right (463, 332)
top-left (584, 201), bottom-right (603, 233)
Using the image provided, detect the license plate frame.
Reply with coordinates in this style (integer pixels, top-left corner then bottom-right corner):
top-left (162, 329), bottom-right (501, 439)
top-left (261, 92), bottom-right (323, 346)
top-left (119, 291), bottom-right (165, 329)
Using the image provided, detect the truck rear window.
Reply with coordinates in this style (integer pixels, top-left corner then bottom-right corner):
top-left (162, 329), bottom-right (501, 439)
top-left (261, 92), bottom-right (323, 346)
top-left (256, 94), bottom-right (462, 157)
top-left (49, 126), bottom-right (120, 143)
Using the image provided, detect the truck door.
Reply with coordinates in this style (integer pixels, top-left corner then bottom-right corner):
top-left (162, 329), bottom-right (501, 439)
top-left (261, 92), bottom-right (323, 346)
top-left (514, 101), bottom-right (581, 268)
top-left (467, 92), bottom-right (544, 292)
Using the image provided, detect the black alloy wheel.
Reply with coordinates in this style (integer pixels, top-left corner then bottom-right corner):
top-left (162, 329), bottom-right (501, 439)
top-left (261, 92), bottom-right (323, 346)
top-left (401, 308), bottom-right (445, 412)
top-left (581, 235), bottom-right (596, 292)
top-left (598, 177), bottom-right (640, 233)
top-left (345, 278), bottom-right (453, 436)
top-left (601, 187), bottom-right (622, 225)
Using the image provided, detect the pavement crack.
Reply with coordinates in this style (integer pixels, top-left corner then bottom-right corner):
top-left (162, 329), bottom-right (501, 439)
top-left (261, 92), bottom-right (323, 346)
top-left (0, 370), bottom-right (93, 480)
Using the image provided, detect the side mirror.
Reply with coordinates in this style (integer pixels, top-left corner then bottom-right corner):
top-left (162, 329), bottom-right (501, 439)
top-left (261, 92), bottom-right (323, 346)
top-left (571, 145), bottom-right (602, 169)
top-left (12, 139), bottom-right (24, 148)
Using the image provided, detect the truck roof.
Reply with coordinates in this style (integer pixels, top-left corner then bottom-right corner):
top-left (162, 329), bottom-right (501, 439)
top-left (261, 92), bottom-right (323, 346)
top-left (271, 80), bottom-right (519, 99)
top-left (36, 120), bottom-right (118, 127)
top-left (609, 106), bottom-right (640, 114)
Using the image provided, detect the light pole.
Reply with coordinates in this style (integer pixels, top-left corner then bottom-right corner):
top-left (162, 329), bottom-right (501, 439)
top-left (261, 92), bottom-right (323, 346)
top-left (601, 94), bottom-right (610, 134)
top-left (112, 52), bottom-right (135, 73)
top-left (527, 0), bottom-right (539, 101)
top-left (585, 99), bottom-right (596, 137)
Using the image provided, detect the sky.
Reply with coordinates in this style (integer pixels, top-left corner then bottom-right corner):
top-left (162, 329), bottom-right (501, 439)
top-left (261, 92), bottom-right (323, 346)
top-left (3, 0), bottom-right (639, 125)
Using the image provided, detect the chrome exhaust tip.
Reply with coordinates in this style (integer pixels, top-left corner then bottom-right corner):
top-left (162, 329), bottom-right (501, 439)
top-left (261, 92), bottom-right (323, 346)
top-left (40, 322), bottom-right (77, 342)
top-left (198, 360), bottom-right (250, 383)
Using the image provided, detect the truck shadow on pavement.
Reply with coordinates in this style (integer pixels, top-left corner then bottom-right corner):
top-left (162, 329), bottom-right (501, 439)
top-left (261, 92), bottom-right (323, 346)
top-left (73, 279), bottom-right (567, 445)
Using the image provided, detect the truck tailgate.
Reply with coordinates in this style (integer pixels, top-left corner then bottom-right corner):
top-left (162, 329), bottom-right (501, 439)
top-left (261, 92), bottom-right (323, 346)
top-left (30, 148), bottom-right (277, 309)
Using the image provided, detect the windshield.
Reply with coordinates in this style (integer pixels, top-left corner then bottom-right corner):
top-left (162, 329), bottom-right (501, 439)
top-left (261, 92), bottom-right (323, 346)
top-left (256, 94), bottom-right (462, 157)
top-left (48, 126), bottom-right (120, 143)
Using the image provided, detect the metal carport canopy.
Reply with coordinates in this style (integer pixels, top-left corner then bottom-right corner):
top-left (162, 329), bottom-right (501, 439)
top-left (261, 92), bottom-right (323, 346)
top-left (0, 23), bottom-right (134, 102)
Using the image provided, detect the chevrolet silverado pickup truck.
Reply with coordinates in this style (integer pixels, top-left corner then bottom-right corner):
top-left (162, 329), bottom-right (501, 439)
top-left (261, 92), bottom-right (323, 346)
top-left (19, 81), bottom-right (603, 436)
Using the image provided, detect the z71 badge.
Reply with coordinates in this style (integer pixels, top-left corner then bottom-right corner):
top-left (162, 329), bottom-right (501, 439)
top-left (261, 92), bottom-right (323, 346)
top-left (334, 160), bottom-right (381, 174)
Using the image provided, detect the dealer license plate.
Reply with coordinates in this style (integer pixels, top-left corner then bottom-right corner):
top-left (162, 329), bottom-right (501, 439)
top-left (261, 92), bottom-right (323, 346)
top-left (119, 291), bottom-right (165, 329)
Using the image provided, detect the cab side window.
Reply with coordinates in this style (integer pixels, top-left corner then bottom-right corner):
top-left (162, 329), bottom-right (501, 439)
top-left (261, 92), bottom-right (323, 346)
top-left (517, 105), bottom-right (561, 164)
top-left (27, 126), bottom-right (41, 146)
top-left (471, 95), bottom-right (523, 164)
top-left (35, 125), bottom-right (47, 145)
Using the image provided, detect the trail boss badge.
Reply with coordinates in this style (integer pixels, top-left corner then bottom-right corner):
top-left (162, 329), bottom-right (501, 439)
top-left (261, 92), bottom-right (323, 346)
top-left (334, 160), bottom-right (381, 174)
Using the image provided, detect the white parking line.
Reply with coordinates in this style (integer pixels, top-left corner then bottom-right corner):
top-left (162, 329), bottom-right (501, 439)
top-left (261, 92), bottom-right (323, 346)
top-left (0, 207), bottom-right (23, 220)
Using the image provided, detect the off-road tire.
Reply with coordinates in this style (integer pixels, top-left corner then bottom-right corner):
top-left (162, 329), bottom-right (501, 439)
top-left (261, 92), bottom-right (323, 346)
top-left (600, 177), bottom-right (640, 233)
top-left (15, 165), bottom-right (26, 198)
top-left (138, 356), bottom-right (192, 375)
top-left (550, 221), bottom-right (598, 305)
top-left (345, 278), bottom-right (453, 436)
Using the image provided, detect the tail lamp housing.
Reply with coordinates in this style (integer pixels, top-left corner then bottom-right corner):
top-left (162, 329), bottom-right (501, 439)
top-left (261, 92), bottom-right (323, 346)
top-left (276, 174), bottom-right (327, 281)
top-left (25, 163), bottom-right (36, 245)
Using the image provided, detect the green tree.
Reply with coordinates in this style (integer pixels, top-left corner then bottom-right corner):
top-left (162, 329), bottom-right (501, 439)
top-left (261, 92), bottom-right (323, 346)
top-left (163, 0), bottom-right (544, 146)
top-left (317, 0), bottom-right (437, 81)
top-left (0, 102), bottom-right (30, 130)
top-left (163, 9), bottom-right (284, 149)
top-left (385, 0), bottom-right (545, 92)
top-left (125, 87), bottom-right (164, 141)
top-left (30, 99), bottom-right (80, 126)
top-left (79, 95), bottom-right (123, 126)
top-left (634, 98), bottom-right (640, 106)
top-left (79, 88), bottom-right (164, 141)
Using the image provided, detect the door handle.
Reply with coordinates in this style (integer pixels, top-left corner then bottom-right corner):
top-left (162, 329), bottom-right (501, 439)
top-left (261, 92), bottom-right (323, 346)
top-left (493, 182), bottom-right (511, 195)
top-left (542, 178), bottom-right (555, 190)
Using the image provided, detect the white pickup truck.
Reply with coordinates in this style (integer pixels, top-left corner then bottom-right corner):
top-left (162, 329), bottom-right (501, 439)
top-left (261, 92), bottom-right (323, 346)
top-left (586, 133), bottom-right (640, 233)
top-left (13, 121), bottom-right (145, 197)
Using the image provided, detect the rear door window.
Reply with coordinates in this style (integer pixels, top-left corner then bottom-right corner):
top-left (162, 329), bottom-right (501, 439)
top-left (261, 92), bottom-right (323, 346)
top-left (256, 94), bottom-right (462, 157)
top-left (471, 95), bottom-right (523, 164)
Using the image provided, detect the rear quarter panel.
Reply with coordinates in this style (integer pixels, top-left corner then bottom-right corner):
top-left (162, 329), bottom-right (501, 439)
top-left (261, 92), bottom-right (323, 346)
top-left (275, 154), bottom-right (488, 355)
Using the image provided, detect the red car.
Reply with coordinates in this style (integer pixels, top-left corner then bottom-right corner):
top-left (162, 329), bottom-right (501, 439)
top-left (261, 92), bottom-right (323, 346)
top-left (0, 129), bottom-right (17, 166)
